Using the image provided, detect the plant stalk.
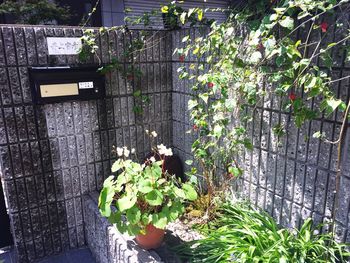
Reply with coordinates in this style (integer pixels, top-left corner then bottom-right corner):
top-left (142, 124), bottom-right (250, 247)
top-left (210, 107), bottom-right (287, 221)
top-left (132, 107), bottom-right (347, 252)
top-left (330, 99), bottom-right (350, 236)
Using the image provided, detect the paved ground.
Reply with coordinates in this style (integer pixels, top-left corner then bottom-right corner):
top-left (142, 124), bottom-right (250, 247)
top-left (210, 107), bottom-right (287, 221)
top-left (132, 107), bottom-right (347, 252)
top-left (0, 247), bottom-right (95, 263)
top-left (0, 247), bottom-right (14, 263)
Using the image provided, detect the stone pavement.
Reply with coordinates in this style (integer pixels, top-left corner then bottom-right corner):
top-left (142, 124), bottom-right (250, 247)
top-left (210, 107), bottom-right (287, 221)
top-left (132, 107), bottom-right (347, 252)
top-left (0, 247), bottom-right (95, 263)
top-left (0, 248), bottom-right (15, 263)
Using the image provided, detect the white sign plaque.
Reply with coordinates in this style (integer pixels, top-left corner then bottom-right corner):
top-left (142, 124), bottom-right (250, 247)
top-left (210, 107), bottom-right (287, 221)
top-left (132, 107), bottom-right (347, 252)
top-left (79, 81), bottom-right (94, 89)
top-left (47, 37), bottom-right (82, 55)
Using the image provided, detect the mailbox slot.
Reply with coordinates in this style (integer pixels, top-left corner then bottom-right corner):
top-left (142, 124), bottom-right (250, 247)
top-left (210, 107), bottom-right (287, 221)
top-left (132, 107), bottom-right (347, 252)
top-left (30, 67), bottom-right (105, 104)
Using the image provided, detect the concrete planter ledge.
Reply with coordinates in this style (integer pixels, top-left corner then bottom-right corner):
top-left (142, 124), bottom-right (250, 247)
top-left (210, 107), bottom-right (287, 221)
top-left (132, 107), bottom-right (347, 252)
top-left (83, 192), bottom-right (163, 263)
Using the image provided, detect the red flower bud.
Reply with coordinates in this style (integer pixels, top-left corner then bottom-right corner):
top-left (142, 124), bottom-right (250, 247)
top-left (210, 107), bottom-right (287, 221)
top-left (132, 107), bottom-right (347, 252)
top-left (208, 82), bottom-right (214, 88)
top-left (289, 92), bottom-right (297, 101)
top-left (179, 55), bottom-right (185, 62)
top-left (257, 42), bottom-right (264, 51)
top-left (228, 173), bottom-right (234, 178)
top-left (193, 124), bottom-right (198, 131)
top-left (320, 22), bottom-right (328, 33)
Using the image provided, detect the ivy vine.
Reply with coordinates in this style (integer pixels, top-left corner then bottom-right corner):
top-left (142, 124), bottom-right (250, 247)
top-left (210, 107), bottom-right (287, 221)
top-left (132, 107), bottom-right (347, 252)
top-left (171, 0), bottom-right (350, 223)
top-left (79, 15), bottom-right (161, 115)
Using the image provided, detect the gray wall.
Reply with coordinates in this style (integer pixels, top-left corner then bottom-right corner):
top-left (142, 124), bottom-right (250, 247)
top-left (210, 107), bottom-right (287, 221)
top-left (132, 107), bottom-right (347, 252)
top-left (171, 27), bottom-right (350, 243)
top-left (0, 25), bottom-right (172, 262)
top-left (101, 0), bottom-right (125, 27)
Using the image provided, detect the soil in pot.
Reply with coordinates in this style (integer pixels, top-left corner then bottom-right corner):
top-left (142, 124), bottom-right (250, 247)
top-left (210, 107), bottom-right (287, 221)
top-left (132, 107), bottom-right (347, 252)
top-left (135, 224), bottom-right (165, 249)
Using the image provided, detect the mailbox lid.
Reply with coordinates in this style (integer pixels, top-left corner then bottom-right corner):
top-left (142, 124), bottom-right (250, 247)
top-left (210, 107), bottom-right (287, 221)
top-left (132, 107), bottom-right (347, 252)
top-left (29, 67), bottom-right (105, 104)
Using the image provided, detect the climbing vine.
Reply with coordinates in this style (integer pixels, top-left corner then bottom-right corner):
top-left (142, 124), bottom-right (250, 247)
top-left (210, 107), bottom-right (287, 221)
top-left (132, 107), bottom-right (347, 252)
top-left (79, 14), bottom-right (159, 115)
top-left (170, 0), bottom-right (350, 218)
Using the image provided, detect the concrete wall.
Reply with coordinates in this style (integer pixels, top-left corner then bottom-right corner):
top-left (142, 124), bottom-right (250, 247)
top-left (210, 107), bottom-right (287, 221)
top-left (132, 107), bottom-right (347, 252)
top-left (0, 25), bottom-right (172, 262)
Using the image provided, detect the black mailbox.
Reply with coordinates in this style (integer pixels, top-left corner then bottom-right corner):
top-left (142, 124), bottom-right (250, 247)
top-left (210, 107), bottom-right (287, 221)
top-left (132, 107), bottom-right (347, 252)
top-left (29, 67), bottom-right (105, 104)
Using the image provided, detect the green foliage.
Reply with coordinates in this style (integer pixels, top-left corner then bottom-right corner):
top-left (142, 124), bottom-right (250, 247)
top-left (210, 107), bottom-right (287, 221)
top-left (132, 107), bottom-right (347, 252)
top-left (78, 29), bottom-right (100, 62)
top-left (176, 202), bottom-right (350, 262)
top-left (98, 142), bottom-right (198, 236)
top-left (0, 0), bottom-right (70, 25)
top-left (169, 0), bottom-right (350, 203)
top-left (160, 1), bottom-right (213, 29)
top-left (272, 123), bottom-right (286, 138)
top-left (161, 0), bottom-right (184, 29)
top-left (78, 25), bottom-right (151, 115)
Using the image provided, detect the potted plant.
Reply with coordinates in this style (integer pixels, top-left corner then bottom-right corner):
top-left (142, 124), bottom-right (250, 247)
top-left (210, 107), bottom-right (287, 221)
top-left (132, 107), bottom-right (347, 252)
top-left (98, 131), bottom-right (198, 249)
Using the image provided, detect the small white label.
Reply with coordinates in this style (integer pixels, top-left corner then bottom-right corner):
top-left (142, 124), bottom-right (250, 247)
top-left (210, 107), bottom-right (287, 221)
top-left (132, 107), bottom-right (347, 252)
top-left (79, 81), bottom-right (94, 89)
top-left (47, 37), bottom-right (82, 55)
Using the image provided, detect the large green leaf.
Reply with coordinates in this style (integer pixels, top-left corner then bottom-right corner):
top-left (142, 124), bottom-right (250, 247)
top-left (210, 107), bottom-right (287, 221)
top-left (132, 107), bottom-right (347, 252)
top-left (152, 164), bottom-right (162, 179)
top-left (138, 179), bottom-right (153, 193)
top-left (188, 99), bottom-right (199, 110)
top-left (115, 220), bottom-right (127, 234)
top-left (117, 192), bottom-right (137, 211)
top-left (141, 213), bottom-right (151, 225)
top-left (174, 187), bottom-right (186, 199)
top-left (127, 224), bottom-right (141, 236)
top-left (115, 173), bottom-right (129, 191)
top-left (182, 183), bottom-right (198, 201)
top-left (279, 16), bottom-right (294, 30)
top-left (108, 211), bottom-right (121, 224)
top-left (111, 159), bottom-right (122, 172)
top-left (152, 213), bottom-right (168, 229)
top-left (229, 167), bottom-right (243, 177)
top-left (168, 201), bottom-right (184, 221)
top-left (98, 185), bottom-right (115, 217)
top-left (103, 175), bottom-right (115, 188)
top-left (145, 189), bottom-right (163, 206)
top-left (126, 206), bottom-right (141, 225)
top-left (320, 97), bottom-right (343, 116)
top-left (144, 166), bottom-right (153, 179)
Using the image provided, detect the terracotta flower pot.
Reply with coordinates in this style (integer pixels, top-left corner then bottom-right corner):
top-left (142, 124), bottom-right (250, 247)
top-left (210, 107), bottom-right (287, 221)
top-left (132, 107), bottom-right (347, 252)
top-left (135, 224), bottom-right (165, 249)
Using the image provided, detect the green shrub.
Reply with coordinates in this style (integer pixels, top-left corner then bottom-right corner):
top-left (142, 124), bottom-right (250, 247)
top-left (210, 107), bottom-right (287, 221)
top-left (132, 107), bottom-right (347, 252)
top-left (0, 0), bottom-right (70, 25)
top-left (176, 203), bottom-right (349, 262)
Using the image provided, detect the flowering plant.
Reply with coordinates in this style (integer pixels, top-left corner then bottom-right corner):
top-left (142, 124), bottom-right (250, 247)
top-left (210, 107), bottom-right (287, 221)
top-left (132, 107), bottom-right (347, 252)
top-left (98, 131), bottom-right (198, 235)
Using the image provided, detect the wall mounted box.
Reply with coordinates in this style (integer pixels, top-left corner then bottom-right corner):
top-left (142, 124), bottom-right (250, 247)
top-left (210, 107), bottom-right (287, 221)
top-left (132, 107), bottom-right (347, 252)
top-left (29, 67), bottom-right (105, 104)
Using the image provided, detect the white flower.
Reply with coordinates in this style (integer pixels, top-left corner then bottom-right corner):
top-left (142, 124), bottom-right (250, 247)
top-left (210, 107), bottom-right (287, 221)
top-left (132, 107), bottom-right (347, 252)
top-left (151, 131), bottom-right (158, 137)
top-left (123, 146), bottom-right (130, 157)
top-left (145, 129), bottom-right (149, 134)
top-left (149, 156), bottom-right (156, 163)
top-left (157, 144), bottom-right (166, 152)
top-left (157, 144), bottom-right (173, 156)
top-left (116, 147), bottom-right (123, 157)
top-left (131, 148), bottom-right (136, 154)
